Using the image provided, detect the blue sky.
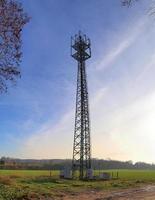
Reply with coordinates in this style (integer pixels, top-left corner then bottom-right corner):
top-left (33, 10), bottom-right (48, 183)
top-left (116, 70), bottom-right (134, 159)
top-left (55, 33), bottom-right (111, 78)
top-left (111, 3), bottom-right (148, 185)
top-left (1, 0), bottom-right (155, 163)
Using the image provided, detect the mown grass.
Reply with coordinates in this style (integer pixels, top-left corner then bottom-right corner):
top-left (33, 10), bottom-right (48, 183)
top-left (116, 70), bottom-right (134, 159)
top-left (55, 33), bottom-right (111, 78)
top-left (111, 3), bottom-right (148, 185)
top-left (0, 169), bottom-right (155, 199)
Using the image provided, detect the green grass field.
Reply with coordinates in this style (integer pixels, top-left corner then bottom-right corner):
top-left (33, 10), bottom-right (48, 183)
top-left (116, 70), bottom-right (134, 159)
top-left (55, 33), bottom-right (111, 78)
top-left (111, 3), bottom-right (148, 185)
top-left (1, 169), bottom-right (155, 180)
top-left (0, 169), bottom-right (59, 177)
top-left (0, 169), bottom-right (155, 199)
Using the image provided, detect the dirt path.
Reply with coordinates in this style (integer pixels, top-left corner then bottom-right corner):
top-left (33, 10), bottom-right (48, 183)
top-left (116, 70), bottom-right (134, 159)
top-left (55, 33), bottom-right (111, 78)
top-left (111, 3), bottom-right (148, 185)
top-left (62, 185), bottom-right (155, 200)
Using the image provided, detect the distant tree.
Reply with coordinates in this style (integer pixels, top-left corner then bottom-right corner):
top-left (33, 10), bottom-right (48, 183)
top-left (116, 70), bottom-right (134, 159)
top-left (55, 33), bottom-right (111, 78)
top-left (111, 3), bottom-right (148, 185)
top-left (0, 159), bottom-right (5, 165)
top-left (0, 0), bottom-right (29, 93)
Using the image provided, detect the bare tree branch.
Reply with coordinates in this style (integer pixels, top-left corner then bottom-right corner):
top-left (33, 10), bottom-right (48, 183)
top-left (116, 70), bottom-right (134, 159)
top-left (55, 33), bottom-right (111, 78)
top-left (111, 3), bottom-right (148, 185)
top-left (0, 0), bottom-right (29, 93)
top-left (122, 0), bottom-right (139, 6)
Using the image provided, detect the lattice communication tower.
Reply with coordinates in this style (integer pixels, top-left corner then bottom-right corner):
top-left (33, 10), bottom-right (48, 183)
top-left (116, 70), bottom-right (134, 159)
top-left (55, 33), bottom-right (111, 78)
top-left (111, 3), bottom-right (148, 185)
top-left (71, 32), bottom-right (92, 179)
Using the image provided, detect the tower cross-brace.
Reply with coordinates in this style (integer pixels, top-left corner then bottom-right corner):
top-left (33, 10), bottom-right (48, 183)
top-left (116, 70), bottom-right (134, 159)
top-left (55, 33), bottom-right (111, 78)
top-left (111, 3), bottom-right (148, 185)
top-left (71, 32), bottom-right (91, 179)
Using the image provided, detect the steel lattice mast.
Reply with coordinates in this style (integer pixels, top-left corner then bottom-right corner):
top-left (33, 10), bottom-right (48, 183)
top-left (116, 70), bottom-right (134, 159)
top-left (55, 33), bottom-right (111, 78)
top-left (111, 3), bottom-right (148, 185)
top-left (71, 32), bottom-right (91, 179)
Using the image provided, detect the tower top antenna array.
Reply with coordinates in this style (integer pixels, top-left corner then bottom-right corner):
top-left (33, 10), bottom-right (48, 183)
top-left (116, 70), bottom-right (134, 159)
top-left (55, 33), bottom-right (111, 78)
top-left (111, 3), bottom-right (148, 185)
top-left (71, 32), bottom-right (92, 180)
top-left (71, 31), bottom-right (91, 61)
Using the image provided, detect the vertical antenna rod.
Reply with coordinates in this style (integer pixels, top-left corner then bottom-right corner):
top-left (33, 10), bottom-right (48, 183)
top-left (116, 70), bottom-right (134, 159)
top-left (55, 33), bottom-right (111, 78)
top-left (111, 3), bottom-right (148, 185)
top-left (71, 32), bottom-right (91, 179)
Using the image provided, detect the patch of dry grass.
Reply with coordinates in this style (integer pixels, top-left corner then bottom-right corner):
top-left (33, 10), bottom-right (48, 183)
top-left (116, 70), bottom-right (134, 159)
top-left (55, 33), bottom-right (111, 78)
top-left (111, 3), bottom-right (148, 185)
top-left (0, 176), bottom-right (13, 185)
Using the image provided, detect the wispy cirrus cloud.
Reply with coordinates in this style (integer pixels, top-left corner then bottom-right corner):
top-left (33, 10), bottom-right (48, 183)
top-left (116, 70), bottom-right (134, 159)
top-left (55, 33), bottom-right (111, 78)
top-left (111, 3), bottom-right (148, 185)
top-left (95, 17), bottom-right (147, 71)
top-left (20, 112), bottom-right (74, 159)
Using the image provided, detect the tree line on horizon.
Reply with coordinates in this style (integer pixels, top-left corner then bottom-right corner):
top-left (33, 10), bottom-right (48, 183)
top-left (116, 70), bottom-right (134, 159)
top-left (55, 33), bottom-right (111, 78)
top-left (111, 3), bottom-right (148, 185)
top-left (0, 157), bottom-right (155, 170)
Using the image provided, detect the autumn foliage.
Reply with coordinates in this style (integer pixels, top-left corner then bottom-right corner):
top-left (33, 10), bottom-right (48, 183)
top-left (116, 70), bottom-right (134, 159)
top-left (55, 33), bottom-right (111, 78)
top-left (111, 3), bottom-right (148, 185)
top-left (0, 0), bottom-right (29, 92)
